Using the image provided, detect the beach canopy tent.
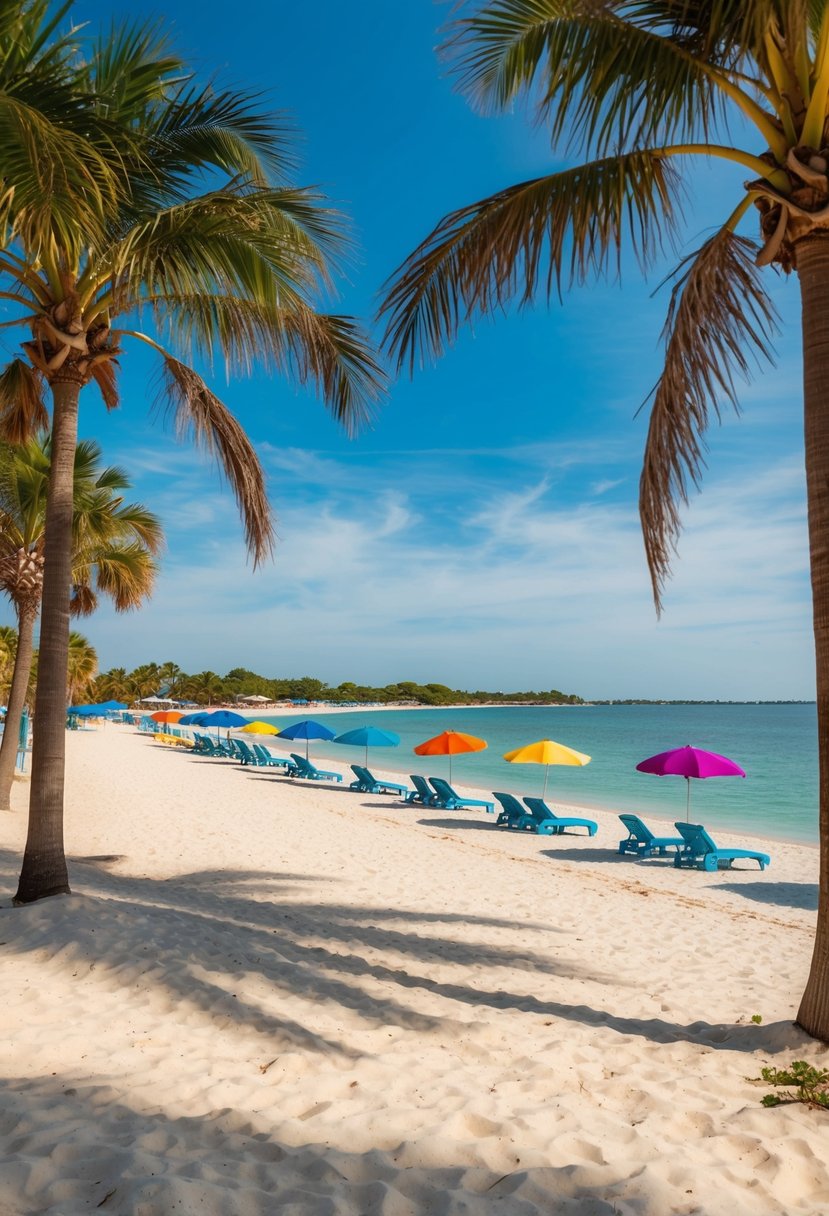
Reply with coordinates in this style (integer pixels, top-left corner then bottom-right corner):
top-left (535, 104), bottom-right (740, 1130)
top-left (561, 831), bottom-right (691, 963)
top-left (333, 725), bottom-right (400, 766)
top-left (239, 694), bottom-right (271, 703)
top-left (503, 738), bottom-right (591, 797)
top-left (414, 729), bottom-right (487, 782)
top-left (635, 744), bottom-right (745, 821)
top-left (277, 718), bottom-right (335, 758)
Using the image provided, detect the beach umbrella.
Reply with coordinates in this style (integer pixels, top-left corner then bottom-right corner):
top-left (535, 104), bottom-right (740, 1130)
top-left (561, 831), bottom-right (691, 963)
top-left (150, 710), bottom-right (184, 724)
top-left (333, 725), bottom-right (400, 766)
top-left (241, 720), bottom-right (281, 735)
top-left (635, 744), bottom-right (745, 821)
top-left (413, 729), bottom-right (487, 783)
top-left (503, 738), bottom-right (591, 798)
top-left (201, 709), bottom-right (248, 741)
top-left (178, 712), bottom-right (209, 726)
top-left (277, 718), bottom-right (336, 758)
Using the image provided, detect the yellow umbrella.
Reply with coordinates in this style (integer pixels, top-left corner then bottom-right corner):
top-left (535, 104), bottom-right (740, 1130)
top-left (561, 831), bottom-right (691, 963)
top-left (241, 720), bottom-right (280, 735)
top-left (503, 738), bottom-right (591, 797)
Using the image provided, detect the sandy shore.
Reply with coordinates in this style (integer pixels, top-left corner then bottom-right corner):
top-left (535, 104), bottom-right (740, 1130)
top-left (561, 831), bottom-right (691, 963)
top-left (0, 724), bottom-right (826, 1215)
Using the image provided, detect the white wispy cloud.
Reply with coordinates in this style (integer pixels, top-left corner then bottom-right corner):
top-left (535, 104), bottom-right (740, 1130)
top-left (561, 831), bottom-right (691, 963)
top-left (83, 448), bottom-right (812, 701)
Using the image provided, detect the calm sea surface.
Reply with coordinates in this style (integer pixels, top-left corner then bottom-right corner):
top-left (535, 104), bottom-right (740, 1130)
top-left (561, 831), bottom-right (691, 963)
top-left (259, 703), bottom-right (819, 845)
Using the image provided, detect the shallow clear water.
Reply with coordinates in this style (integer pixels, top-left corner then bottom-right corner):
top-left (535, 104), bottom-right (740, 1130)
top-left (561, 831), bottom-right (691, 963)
top-left (260, 703), bottom-right (818, 845)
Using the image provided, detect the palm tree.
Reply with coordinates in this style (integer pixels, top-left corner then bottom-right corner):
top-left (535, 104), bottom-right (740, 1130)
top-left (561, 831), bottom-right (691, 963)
top-left (66, 631), bottom-right (97, 706)
top-left (0, 435), bottom-right (163, 808)
top-left (0, 3), bottom-right (384, 905)
top-left (379, 2), bottom-right (829, 1040)
top-left (90, 666), bottom-right (129, 703)
top-left (186, 671), bottom-right (224, 705)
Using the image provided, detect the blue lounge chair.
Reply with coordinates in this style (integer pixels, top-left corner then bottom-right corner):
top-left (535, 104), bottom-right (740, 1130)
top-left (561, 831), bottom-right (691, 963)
top-left (252, 743), bottom-right (296, 771)
top-left (405, 774), bottom-right (437, 804)
top-left (618, 814), bottom-right (684, 858)
top-left (493, 791), bottom-right (531, 829)
top-left (673, 822), bottom-right (770, 871)
top-left (232, 738), bottom-right (260, 765)
top-left (428, 777), bottom-right (494, 814)
top-left (349, 764), bottom-right (409, 795)
top-left (289, 753), bottom-right (342, 782)
top-left (522, 797), bottom-right (597, 836)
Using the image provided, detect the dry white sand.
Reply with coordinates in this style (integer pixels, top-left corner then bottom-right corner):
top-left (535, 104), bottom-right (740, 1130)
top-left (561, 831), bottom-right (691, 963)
top-left (0, 724), bottom-right (827, 1216)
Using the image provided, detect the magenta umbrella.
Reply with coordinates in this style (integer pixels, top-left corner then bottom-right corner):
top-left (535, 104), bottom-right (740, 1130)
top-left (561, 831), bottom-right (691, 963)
top-left (635, 744), bottom-right (746, 821)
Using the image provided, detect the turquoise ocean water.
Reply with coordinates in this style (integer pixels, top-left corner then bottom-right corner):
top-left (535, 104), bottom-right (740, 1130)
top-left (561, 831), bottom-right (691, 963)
top-left (259, 703), bottom-right (819, 846)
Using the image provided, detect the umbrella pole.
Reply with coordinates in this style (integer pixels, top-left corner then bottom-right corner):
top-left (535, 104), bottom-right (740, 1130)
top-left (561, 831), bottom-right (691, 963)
top-left (543, 766), bottom-right (549, 799)
top-left (686, 777), bottom-right (691, 822)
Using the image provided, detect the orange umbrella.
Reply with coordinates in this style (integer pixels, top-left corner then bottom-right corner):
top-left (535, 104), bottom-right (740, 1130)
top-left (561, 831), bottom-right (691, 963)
top-left (413, 729), bottom-right (487, 782)
top-left (150, 710), bottom-right (184, 724)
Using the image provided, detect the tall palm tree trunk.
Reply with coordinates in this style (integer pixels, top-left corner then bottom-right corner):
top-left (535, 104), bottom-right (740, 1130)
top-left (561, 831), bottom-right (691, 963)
top-left (0, 602), bottom-right (36, 811)
top-left (796, 236), bottom-right (829, 1041)
top-left (14, 378), bottom-right (81, 904)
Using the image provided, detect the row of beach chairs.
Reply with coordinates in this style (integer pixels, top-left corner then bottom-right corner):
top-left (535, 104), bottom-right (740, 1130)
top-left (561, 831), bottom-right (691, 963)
top-left (169, 733), bottom-right (770, 873)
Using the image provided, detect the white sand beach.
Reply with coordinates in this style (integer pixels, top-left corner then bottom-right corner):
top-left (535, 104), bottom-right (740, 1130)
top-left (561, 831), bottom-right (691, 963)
top-left (0, 723), bottom-right (827, 1215)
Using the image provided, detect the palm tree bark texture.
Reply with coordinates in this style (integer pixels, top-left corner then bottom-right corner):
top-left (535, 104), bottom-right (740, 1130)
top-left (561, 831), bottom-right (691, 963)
top-left (15, 376), bottom-right (79, 900)
top-left (797, 236), bottom-right (829, 1033)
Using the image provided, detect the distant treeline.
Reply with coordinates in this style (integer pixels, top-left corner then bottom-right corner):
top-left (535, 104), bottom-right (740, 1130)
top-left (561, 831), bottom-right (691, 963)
top-left (91, 663), bottom-right (584, 707)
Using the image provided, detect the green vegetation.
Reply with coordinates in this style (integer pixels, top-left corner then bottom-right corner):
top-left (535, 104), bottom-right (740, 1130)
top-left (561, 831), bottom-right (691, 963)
top-left (90, 664), bottom-right (584, 708)
top-left (755, 1061), bottom-right (829, 1110)
top-left (0, 437), bottom-right (161, 809)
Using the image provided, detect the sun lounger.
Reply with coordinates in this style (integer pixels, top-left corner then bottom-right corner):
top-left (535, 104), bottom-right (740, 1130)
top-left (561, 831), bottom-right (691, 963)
top-left (618, 814), bottom-right (684, 858)
top-left (428, 777), bottom-right (494, 814)
top-left (673, 821), bottom-right (770, 871)
top-left (252, 743), bottom-right (296, 771)
top-left (522, 797), bottom-right (597, 836)
top-left (493, 791), bottom-right (530, 828)
top-left (349, 764), bottom-right (409, 795)
top-left (289, 753), bottom-right (342, 782)
top-left (405, 774), bottom-right (437, 804)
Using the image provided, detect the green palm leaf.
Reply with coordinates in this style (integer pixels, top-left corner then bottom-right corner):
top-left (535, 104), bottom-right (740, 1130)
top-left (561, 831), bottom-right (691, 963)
top-left (445, 0), bottom-right (730, 151)
top-left (381, 150), bottom-right (683, 372)
top-left (640, 228), bottom-right (776, 607)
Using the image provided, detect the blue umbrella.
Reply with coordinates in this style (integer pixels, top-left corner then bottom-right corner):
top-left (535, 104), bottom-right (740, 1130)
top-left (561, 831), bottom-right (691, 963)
top-left (277, 718), bottom-right (335, 759)
top-left (179, 712), bottom-right (209, 726)
top-left (333, 725), bottom-right (400, 767)
top-left (201, 709), bottom-right (248, 741)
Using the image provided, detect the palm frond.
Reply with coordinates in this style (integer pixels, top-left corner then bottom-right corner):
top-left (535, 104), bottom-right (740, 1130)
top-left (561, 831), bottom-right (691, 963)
top-left (380, 150), bottom-right (683, 372)
top-left (101, 186), bottom-right (348, 313)
top-left (145, 82), bottom-right (297, 188)
top-left (639, 228), bottom-right (777, 610)
top-left (146, 294), bottom-right (386, 433)
top-left (90, 360), bottom-right (120, 410)
top-left (88, 19), bottom-right (183, 121)
top-left (444, 0), bottom-right (730, 152)
top-left (0, 360), bottom-right (48, 444)
top-left (158, 356), bottom-right (275, 566)
top-left (0, 91), bottom-right (124, 261)
top-left (82, 541), bottom-right (158, 613)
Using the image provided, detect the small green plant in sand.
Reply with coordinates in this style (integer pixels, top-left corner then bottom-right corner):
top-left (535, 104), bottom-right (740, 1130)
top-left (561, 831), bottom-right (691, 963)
top-left (751, 1014), bottom-right (763, 1025)
top-left (756, 1061), bottom-right (829, 1109)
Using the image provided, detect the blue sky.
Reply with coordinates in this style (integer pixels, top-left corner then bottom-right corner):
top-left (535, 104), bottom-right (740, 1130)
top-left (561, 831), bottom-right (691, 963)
top-left (0, 1), bottom-right (814, 699)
